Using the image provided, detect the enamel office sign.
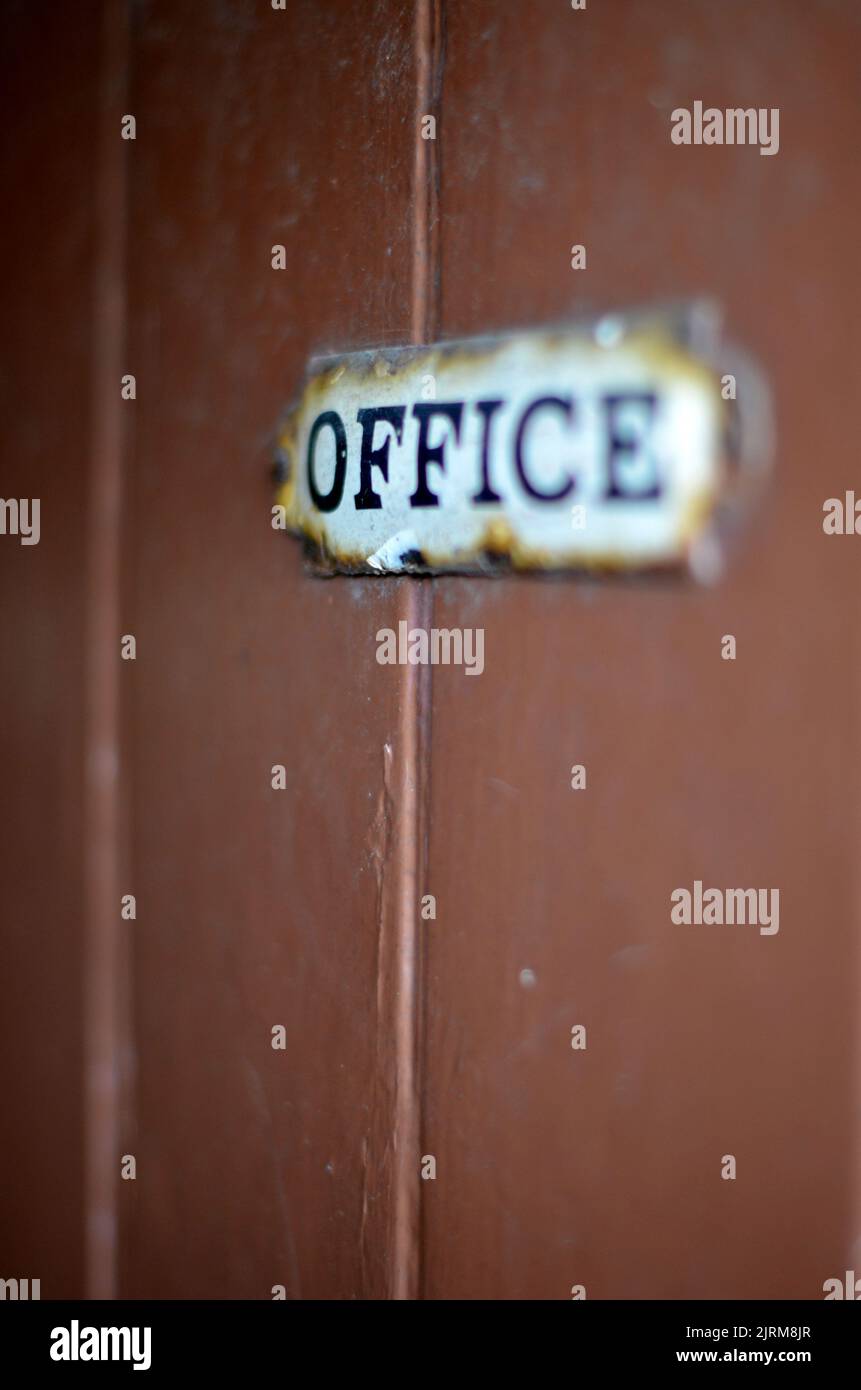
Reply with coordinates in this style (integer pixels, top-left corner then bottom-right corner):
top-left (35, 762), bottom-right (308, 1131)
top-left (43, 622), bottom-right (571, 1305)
top-left (274, 304), bottom-right (771, 576)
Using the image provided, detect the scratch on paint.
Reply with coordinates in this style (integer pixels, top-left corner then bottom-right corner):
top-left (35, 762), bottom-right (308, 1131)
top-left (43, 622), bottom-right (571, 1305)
top-left (359, 741), bottom-right (396, 1292)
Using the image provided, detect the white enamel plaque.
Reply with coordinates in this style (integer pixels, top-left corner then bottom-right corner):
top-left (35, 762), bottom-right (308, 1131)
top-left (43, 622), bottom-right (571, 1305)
top-left (274, 305), bottom-right (770, 575)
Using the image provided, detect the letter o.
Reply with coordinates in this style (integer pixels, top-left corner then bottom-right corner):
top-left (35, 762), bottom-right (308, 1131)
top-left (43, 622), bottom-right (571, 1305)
top-left (307, 411), bottom-right (347, 512)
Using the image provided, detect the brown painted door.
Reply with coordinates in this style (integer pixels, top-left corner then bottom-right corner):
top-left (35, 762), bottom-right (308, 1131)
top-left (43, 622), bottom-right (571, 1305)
top-left (2, 0), bottom-right (859, 1301)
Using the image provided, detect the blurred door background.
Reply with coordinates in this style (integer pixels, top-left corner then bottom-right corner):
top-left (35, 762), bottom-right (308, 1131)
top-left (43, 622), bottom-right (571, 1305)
top-left (2, 0), bottom-right (859, 1300)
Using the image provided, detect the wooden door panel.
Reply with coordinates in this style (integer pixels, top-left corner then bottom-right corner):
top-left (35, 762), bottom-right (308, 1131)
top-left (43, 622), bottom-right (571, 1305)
top-left (422, 0), bottom-right (860, 1298)
top-left (121, 0), bottom-right (421, 1299)
top-left (0, 2), bottom-right (103, 1300)
top-left (3, 0), bottom-right (859, 1303)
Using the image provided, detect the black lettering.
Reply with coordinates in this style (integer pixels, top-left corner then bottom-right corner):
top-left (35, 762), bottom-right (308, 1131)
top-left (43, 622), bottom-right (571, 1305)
top-left (514, 395), bottom-right (575, 501)
top-left (410, 402), bottom-right (464, 507)
top-left (603, 392), bottom-right (661, 500)
top-left (307, 411), bottom-right (347, 513)
top-left (471, 399), bottom-right (505, 503)
top-left (353, 405), bottom-right (406, 509)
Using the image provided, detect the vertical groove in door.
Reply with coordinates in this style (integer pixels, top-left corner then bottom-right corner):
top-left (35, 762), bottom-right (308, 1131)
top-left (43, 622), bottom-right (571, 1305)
top-left (83, 0), bottom-right (130, 1301)
top-left (385, 0), bottom-right (444, 1301)
top-left (411, 0), bottom-right (443, 347)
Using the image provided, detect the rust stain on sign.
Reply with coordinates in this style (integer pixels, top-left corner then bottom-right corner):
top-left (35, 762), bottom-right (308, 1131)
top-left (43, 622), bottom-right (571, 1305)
top-left (274, 304), bottom-right (771, 576)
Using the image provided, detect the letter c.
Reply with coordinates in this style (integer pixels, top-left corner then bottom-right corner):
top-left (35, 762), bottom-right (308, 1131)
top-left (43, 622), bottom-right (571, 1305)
top-left (514, 395), bottom-right (576, 501)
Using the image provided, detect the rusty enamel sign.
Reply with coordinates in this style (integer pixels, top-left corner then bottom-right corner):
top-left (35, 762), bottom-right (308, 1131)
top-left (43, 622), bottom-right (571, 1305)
top-left (274, 304), bottom-right (771, 576)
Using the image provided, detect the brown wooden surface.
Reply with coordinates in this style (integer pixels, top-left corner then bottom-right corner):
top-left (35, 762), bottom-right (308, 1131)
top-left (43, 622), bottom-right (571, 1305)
top-left (423, 0), bottom-right (861, 1299)
top-left (2, 0), bottom-right (860, 1300)
top-left (0, 2), bottom-right (101, 1299)
top-left (119, 0), bottom-right (425, 1300)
